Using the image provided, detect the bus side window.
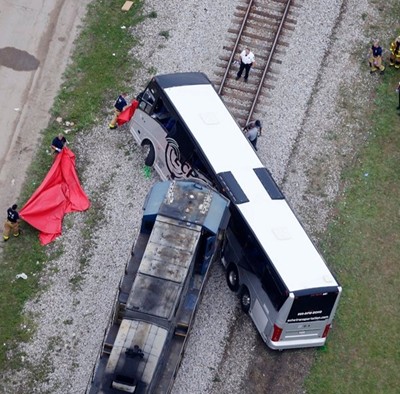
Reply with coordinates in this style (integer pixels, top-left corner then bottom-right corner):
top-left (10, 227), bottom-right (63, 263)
top-left (261, 265), bottom-right (287, 311)
top-left (152, 98), bottom-right (169, 119)
top-left (167, 121), bottom-right (195, 163)
top-left (164, 118), bottom-right (176, 132)
top-left (191, 151), bottom-right (209, 177)
top-left (243, 233), bottom-right (264, 276)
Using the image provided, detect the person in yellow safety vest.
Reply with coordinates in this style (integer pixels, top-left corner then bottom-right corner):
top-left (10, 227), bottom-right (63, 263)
top-left (389, 36), bottom-right (400, 68)
top-left (369, 40), bottom-right (385, 75)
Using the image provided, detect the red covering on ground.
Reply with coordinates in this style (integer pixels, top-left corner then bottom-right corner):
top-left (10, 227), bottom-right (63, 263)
top-left (117, 99), bottom-right (139, 126)
top-left (20, 147), bottom-right (90, 245)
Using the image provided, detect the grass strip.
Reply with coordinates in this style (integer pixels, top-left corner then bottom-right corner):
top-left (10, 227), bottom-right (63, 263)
top-left (305, 68), bottom-right (400, 394)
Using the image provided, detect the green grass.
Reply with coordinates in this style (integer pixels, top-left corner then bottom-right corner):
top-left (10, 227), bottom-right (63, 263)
top-left (305, 66), bottom-right (400, 394)
top-left (0, 0), bottom-right (145, 375)
top-left (305, 1), bottom-right (400, 391)
top-left (53, 0), bottom-right (144, 130)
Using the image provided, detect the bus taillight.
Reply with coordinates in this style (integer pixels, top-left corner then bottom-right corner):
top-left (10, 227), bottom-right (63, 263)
top-left (322, 323), bottom-right (331, 338)
top-left (271, 324), bottom-right (283, 342)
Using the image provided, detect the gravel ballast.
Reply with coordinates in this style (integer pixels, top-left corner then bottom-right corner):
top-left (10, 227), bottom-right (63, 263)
top-left (3, 0), bottom-right (382, 393)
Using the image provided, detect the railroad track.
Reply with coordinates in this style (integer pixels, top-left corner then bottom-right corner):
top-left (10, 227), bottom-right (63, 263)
top-left (213, 0), bottom-right (300, 127)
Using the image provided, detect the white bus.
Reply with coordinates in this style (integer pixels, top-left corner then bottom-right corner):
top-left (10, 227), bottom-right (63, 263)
top-left (128, 72), bottom-right (342, 350)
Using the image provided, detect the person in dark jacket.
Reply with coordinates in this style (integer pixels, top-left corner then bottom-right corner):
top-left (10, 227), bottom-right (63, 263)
top-left (369, 40), bottom-right (385, 74)
top-left (243, 120), bottom-right (262, 150)
top-left (3, 204), bottom-right (20, 241)
top-left (51, 133), bottom-right (67, 154)
top-left (109, 93), bottom-right (128, 129)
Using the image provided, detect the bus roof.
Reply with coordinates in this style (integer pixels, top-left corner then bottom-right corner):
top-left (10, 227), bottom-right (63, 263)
top-left (161, 75), bottom-right (338, 292)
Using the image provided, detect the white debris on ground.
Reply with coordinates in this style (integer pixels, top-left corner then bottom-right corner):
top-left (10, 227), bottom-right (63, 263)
top-left (2, 0), bottom-right (383, 393)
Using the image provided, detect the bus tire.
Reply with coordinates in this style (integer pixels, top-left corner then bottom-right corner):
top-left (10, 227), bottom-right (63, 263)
top-left (226, 264), bottom-right (239, 292)
top-left (240, 287), bottom-right (251, 314)
top-left (143, 141), bottom-right (155, 167)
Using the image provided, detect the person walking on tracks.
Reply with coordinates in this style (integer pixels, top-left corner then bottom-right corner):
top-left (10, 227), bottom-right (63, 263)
top-left (3, 204), bottom-right (21, 241)
top-left (109, 93), bottom-right (128, 129)
top-left (243, 120), bottom-right (262, 150)
top-left (236, 48), bottom-right (255, 82)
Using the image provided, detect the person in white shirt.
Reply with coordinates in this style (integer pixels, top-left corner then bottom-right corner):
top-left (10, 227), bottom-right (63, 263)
top-left (236, 48), bottom-right (255, 82)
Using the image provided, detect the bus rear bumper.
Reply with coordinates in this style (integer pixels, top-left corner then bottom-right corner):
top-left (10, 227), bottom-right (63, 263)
top-left (267, 337), bottom-right (326, 350)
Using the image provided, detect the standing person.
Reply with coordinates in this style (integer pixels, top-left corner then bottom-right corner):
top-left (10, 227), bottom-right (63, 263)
top-left (236, 48), bottom-right (255, 82)
top-left (109, 93), bottom-right (128, 129)
top-left (369, 40), bottom-right (385, 75)
top-left (389, 36), bottom-right (400, 68)
top-left (3, 204), bottom-right (20, 241)
top-left (51, 133), bottom-right (67, 154)
top-left (243, 120), bottom-right (262, 150)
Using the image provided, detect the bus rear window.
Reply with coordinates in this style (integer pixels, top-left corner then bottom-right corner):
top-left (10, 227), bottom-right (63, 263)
top-left (286, 290), bottom-right (338, 323)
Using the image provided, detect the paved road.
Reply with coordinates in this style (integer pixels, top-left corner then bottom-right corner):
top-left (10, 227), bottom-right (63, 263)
top-left (0, 0), bottom-right (90, 220)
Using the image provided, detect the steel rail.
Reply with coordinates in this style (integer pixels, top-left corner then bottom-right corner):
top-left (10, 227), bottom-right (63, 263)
top-left (217, 0), bottom-right (255, 95)
top-left (246, 0), bottom-right (293, 124)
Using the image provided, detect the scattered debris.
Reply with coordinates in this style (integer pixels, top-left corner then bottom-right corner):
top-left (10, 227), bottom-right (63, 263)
top-left (121, 1), bottom-right (134, 12)
top-left (56, 117), bottom-right (63, 123)
top-left (143, 166), bottom-right (151, 179)
top-left (16, 273), bottom-right (28, 280)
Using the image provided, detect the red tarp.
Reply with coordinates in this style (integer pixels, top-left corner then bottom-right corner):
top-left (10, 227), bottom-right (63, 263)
top-left (20, 147), bottom-right (90, 245)
top-left (117, 99), bottom-right (139, 126)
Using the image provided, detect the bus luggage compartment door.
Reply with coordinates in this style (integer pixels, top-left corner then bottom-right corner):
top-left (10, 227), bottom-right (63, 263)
top-left (250, 299), bottom-right (268, 338)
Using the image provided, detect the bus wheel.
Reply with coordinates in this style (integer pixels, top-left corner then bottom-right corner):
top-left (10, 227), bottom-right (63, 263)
top-left (226, 264), bottom-right (239, 292)
top-left (240, 287), bottom-right (251, 314)
top-left (143, 141), bottom-right (155, 167)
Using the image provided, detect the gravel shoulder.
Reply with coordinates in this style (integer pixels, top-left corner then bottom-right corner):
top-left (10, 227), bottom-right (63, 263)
top-left (1, 0), bottom-right (382, 393)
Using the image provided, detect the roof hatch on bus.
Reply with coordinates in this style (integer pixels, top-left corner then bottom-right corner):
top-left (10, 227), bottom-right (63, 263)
top-left (253, 167), bottom-right (284, 200)
top-left (217, 171), bottom-right (249, 204)
top-left (199, 112), bottom-right (220, 125)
